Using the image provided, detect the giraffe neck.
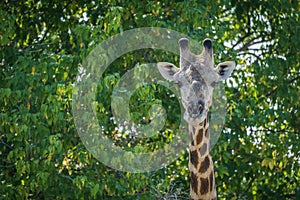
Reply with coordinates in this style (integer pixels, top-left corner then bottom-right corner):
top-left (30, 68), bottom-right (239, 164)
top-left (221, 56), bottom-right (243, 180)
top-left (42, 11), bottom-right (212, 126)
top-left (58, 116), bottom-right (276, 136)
top-left (189, 114), bottom-right (216, 200)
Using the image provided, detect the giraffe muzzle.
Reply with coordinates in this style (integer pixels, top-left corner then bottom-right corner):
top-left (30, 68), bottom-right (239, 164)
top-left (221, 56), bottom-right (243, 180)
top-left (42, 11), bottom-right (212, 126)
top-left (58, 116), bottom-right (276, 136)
top-left (187, 100), bottom-right (205, 118)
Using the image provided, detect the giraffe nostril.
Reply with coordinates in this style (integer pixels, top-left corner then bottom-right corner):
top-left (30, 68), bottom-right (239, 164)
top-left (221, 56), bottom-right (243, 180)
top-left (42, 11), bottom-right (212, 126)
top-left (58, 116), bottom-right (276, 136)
top-left (198, 104), bottom-right (203, 113)
top-left (187, 101), bottom-right (204, 117)
top-left (198, 100), bottom-right (204, 114)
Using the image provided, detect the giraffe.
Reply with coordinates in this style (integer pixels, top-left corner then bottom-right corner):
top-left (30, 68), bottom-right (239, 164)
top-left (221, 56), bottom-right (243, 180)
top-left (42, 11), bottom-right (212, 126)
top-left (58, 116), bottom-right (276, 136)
top-left (157, 38), bottom-right (235, 200)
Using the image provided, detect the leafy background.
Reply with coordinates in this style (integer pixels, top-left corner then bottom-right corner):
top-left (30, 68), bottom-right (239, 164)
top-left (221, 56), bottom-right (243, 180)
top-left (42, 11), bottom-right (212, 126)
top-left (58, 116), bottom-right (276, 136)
top-left (0, 0), bottom-right (299, 199)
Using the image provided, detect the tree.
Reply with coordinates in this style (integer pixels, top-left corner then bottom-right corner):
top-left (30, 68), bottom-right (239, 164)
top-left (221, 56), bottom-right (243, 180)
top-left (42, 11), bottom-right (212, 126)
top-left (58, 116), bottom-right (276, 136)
top-left (0, 0), bottom-right (299, 199)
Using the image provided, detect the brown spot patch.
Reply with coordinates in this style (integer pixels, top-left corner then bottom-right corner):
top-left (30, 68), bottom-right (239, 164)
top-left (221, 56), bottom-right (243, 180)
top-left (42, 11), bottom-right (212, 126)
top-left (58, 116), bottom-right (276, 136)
top-left (190, 150), bottom-right (198, 167)
top-left (192, 126), bottom-right (196, 133)
top-left (206, 113), bottom-right (209, 126)
top-left (200, 177), bottom-right (209, 195)
top-left (199, 156), bottom-right (210, 173)
top-left (200, 143), bottom-right (207, 156)
top-left (210, 171), bottom-right (214, 192)
top-left (196, 129), bottom-right (203, 145)
top-left (190, 172), bottom-right (198, 194)
top-left (199, 121), bottom-right (204, 127)
top-left (205, 128), bottom-right (210, 137)
top-left (190, 132), bottom-right (194, 146)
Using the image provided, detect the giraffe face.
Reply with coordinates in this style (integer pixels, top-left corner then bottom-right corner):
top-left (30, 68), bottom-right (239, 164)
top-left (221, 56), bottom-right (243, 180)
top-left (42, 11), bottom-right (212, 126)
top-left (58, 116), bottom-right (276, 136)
top-left (158, 38), bottom-right (235, 125)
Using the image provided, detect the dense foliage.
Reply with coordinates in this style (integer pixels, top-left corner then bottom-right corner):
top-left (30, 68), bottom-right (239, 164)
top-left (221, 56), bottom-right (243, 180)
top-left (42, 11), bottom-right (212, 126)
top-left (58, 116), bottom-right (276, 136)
top-left (1, 0), bottom-right (299, 199)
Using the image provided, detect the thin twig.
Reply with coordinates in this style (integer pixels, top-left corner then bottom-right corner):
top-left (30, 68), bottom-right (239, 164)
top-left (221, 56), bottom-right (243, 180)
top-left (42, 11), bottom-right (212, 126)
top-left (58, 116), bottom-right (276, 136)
top-left (266, 75), bottom-right (300, 97)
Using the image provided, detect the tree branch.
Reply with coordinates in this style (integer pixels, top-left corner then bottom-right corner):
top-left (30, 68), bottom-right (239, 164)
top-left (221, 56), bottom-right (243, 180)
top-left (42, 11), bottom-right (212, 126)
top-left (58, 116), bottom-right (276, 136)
top-left (266, 75), bottom-right (300, 97)
top-left (232, 32), bottom-right (252, 50)
top-left (245, 175), bottom-right (256, 194)
top-left (266, 86), bottom-right (277, 97)
top-left (283, 193), bottom-right (295, 199)
top-left (237, 52), bottom-right (262, 61)
top-left (238, 36), bottom-right (261, 52)
top-left (60, 174), bottom-right (73, 181)
top-left (288, 75), bottom-right (300, 84)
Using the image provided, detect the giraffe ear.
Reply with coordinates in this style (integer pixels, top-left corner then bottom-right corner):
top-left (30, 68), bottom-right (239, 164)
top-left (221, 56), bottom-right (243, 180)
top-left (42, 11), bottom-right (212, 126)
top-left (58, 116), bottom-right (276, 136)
top-left (216, 61), bottom-right (235, 81)
top-left (157, 62), bottom-right (180, 81)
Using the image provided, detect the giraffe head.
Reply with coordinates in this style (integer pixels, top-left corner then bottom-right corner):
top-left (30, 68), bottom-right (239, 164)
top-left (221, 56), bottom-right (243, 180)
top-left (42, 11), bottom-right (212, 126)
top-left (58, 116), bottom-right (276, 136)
top-left (158, 38), bottom-right (235, 126)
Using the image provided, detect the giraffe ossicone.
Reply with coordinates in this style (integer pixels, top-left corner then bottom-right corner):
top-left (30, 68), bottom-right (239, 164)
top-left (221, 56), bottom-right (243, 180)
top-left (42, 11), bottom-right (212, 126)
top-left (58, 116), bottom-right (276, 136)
top-left (157, 38), bottom-right (235, 200)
